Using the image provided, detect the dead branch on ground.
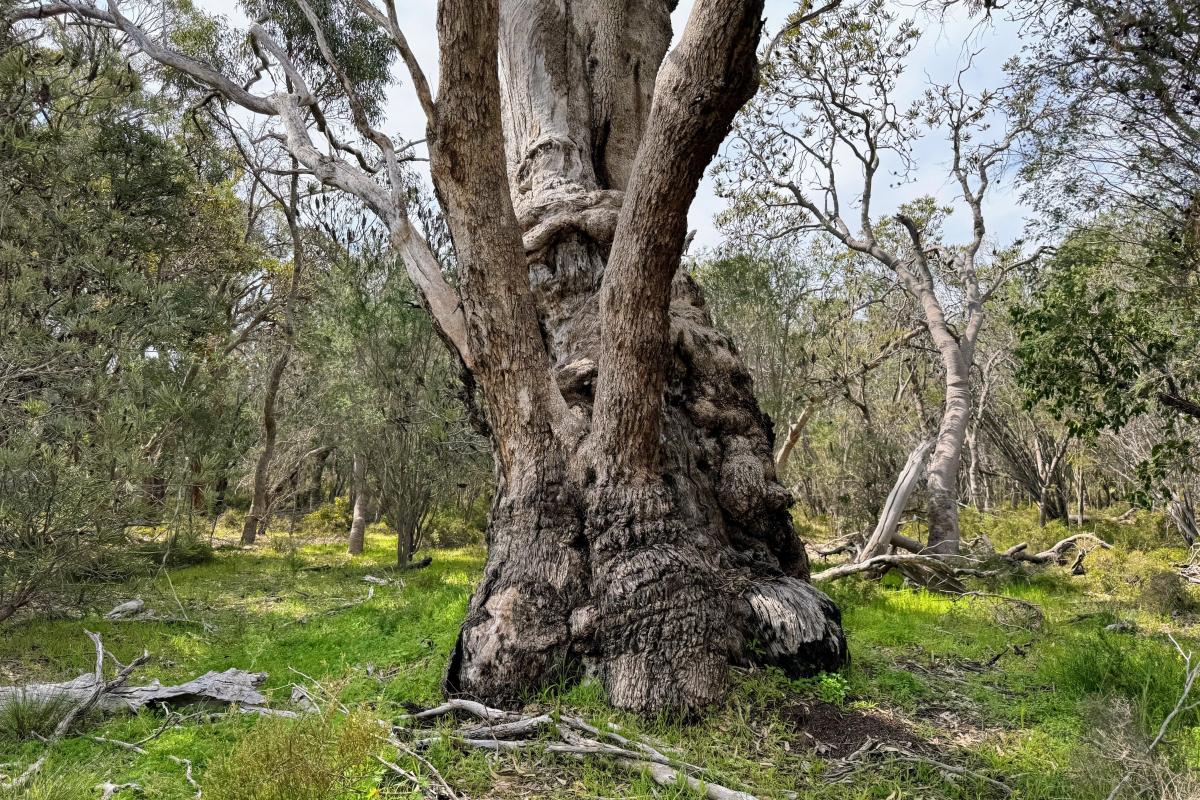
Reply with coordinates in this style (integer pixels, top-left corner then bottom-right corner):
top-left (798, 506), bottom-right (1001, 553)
top-left (394, 698), bottom-right (758, 800)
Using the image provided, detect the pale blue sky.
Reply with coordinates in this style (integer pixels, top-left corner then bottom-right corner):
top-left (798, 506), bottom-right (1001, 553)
top-left (198, 0), bottom-right (1028, 251)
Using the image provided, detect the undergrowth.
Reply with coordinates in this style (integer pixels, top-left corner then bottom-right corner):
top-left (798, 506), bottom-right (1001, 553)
top-left (0, 505), bottom-right (1197, 799)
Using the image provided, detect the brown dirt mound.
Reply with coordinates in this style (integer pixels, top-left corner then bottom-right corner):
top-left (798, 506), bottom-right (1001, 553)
top-left (779, 700), bottom-right (925, 758)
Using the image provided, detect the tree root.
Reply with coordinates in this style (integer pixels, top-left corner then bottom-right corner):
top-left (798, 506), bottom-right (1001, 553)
top-left (394, 698), bottom-right (759, 800)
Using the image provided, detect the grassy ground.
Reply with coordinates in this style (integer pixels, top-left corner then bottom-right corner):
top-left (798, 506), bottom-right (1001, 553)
top-left (2, 508), bottom-right (1199, 799)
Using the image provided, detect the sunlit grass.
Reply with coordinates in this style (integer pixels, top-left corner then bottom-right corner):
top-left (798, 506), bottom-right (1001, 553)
top-left (1, 507), bottom-right (1198, 797)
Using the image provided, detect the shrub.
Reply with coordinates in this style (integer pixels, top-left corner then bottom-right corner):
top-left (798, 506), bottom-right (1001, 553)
top-left (426, 511), bottom-right (483, 549)
top-left (134, 525), bottom-right (214, 568)
top-left (215, 508), bottom-right (247, 538)
top-left (790, 671), bottom-right (850, 706)
top-left (1138, 570), bottom-right (1192, 616)
top-left (203, 710), bottom-right (381, 800)
top-left (1072, 697), bottom-right (1200, 800)
top-left (302, 498), bottom-right (353, 534)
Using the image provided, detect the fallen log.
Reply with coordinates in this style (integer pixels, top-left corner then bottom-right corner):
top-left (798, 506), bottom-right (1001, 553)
top-left (1002, 533), bottom-right (1112, 565)
top-left (811, 553), bottom-right (994, 592)
top-left (0, 666), bottom-right (270, 716)
top-left (858, 439), bottom-right (934, 562)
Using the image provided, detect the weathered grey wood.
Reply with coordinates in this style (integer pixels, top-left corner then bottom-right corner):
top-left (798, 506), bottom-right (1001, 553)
top-left (858, 439), bottom-right (934, 562)
top-left (0, 668), bottom-right (269, 716)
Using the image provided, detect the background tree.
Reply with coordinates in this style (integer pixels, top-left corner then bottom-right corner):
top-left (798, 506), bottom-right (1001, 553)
top-left (718, 0), bottom-right (1036, 554)
top-left (0, 16), bottom-right (261, 620)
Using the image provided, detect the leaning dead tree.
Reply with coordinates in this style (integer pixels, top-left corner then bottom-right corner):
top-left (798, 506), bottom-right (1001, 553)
top-left (11, 0), bottom-right (848, 712)
top-left (720, 4), bottom-right (1044, 554)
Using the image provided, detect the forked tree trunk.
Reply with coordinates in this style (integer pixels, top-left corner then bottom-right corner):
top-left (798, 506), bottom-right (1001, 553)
top-left (435, 0), bottom-right (845, 715)
top-left (18, 0), bottom-right (847, 714)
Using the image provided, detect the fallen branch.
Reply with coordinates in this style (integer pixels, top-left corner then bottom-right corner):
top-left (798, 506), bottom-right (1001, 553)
top-left (1106, 634), bottom-right (1200, 800)
top-left (97, 781), bottom-right (141, 799)
top-left (1, 631), bottom-right (147, 791)
top-left (168, 755), bottom-right (202, 799)
top-left (103, 599), bottom-right (214, 631)
top-left (811, 553), bottom-right (992, 591)
top-left (814, 531), bottom-right (1113, 589)
top-left (294, 586), bottom-right (375, 625)
top-left (826, 737), bottom-right (1012, 795)
top-left (397, 701), bottom-right (758, 800)
top-left (1003, 533), bottom-right (1112, 565)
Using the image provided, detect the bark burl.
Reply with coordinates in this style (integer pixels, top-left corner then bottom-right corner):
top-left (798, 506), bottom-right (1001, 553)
top-left (437, 0), bottom-right (845, 714)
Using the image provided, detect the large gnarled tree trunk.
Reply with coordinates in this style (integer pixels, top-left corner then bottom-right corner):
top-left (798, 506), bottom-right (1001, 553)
top-left (22, 0), bottom-right (848, 714)
top-left (433, 0), bottom-right (845, 714)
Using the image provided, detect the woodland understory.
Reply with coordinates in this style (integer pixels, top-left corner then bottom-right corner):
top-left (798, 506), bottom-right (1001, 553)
top-left (3, 0), bottom-right (1200, 795)
top-left (3, 510), bottom-right (1200, 799)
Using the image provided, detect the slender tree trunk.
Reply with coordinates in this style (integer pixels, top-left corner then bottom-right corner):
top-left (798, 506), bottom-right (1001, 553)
top-left (347, 456), bottom-right (367, 555)
top-left (774, 404), bottom-right (815, 476)
top-left (189, 455), bottom-right (205, 511)
top-left (1076, 456), bottom-right (1085, 528)
top-left (920, 306), bottom-right (974, 555)
top-left (241, 171), bottom-right (304, 546)
top-left (240, 347), bottom-right (289, 545)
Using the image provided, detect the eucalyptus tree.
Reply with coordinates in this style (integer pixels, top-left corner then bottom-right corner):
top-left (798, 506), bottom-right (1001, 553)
top-left (10, 0), bottom-right (848, 710)
top-left (0, 18), bottom-right (260, 620)
top-left (717, 1), bottom-right (1036, 554)
top-left (1008, 0), bottom-right (1200, 226)
top-left (1013, 215), bottom-right (1200, 536)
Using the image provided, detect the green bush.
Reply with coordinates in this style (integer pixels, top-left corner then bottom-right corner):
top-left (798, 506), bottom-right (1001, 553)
top-left (426, 510), bottom-right (483, 549)
top-left (1138, 570), bottom-right (1192, 616)
top-left (215, 508), bottom-right (247, 537)
top-left (791, 671), bottom-right (850, 706)
top-left (302, 498), bottom-right (353, 534)
top-left (203, 710), bottom-right (381, 800)
top-left (134, 525), bottom-right (214, 567)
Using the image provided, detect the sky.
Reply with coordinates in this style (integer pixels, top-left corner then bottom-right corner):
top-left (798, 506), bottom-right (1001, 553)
top-left (196, 0), bottom-right (1029, 253)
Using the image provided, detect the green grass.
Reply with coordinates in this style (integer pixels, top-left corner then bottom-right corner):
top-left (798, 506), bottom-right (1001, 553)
top-left (1, 507), bottom-right (1198, 798)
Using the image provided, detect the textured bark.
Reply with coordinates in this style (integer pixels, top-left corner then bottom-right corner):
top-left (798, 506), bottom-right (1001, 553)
top-left (0, 669), bottom-right (270, 717)
top-left (438, 0), bottom-right (846, 715)
top-left (28, 0), bottom-right (848, 714)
